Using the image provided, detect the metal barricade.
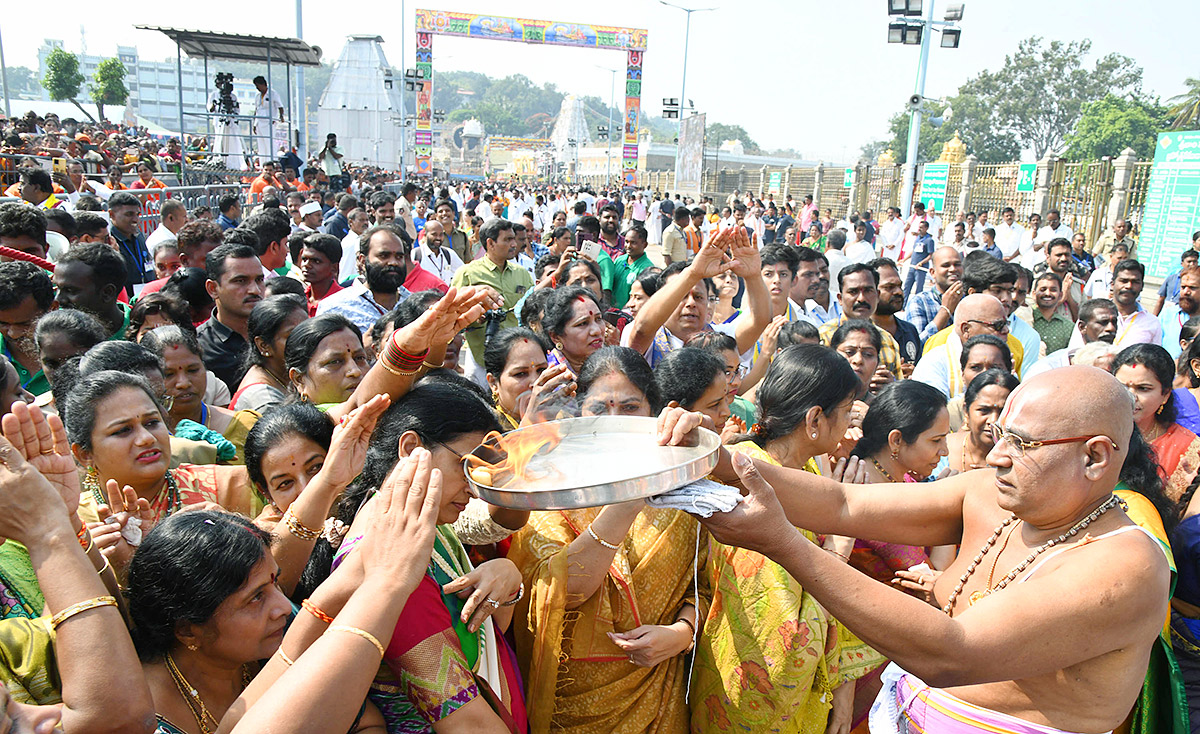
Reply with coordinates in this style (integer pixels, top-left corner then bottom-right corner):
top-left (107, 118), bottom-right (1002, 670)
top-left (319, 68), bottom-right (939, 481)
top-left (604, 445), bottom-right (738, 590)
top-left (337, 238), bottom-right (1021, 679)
top-left (119, 184), bottom-right (250, 236)
top-left (0, 153), bottom-right (105, 193)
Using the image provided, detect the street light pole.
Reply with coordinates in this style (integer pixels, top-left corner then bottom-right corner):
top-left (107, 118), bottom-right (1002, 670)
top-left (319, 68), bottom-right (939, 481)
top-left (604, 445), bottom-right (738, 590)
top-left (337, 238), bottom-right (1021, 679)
top-left (660, 1), bottom-right (715, 189)
top-left (295, 0), bottom-right (305, 157)
top-left (596, 65), bottom-right (618, 187)
top-left (900, 0), bottom-right (934, 217)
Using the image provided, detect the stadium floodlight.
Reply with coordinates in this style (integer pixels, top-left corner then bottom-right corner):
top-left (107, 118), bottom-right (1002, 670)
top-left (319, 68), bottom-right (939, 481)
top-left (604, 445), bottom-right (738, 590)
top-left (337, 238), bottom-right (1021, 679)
top-left (944, 2), bottom-right (965, 20)
top-left (888, 21), bottom-right (907, 43)
top-left (940, 27), bottom-right (961, 48)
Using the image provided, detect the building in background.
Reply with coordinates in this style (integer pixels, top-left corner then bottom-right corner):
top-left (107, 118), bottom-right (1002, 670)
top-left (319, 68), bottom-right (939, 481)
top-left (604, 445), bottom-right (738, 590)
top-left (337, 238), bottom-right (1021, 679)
top-left (37, 39), bottom-right (261, 136)
top-left (317, 35), bottom-right (408, 170)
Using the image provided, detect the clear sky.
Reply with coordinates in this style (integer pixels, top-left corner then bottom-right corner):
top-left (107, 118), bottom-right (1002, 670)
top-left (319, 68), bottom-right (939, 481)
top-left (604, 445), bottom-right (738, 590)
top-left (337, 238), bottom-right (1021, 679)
top-left (4, 0), bottom-right (1197, 162)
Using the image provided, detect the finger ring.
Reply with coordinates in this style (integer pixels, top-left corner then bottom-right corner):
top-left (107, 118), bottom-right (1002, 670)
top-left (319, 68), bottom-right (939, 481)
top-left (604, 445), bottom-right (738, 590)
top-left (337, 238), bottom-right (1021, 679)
top-left (628, 655), bottom-right (635, 664)
top-left (485, 598), bottom-right (500, 608)
top-left (41, 449), bottom-right (58, 456)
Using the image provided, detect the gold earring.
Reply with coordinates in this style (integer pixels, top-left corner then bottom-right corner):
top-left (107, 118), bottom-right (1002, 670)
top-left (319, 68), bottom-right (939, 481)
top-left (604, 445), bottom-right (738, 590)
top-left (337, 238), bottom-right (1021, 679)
top-left (555, 342), bottom-right (564, 351)
top-left (891, 450), bottom-right (900, 460)
top-left (1157, 403), bottom-right (1165, 415)
top-left (186, 644), bottom-right (198, 652)
top-left (83, 466), bottom-right (101, 496)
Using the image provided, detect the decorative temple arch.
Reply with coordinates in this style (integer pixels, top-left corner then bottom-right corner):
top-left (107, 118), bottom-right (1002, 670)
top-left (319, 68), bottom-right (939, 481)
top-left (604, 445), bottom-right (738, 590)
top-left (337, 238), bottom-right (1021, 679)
top-left (413, 9), bottom-right (647, 186)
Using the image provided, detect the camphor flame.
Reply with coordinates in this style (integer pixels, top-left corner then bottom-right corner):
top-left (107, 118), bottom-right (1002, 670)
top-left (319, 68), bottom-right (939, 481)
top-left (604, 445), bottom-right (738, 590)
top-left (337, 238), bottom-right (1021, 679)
top-left (464, 421), bottom-right (565, 488)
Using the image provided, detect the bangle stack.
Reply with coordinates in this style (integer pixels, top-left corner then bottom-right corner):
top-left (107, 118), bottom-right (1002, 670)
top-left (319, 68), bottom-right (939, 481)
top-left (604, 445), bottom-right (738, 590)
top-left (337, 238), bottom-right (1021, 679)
top-left (379, 334), bottom-right (428, 377)
top-left (76, 523), bottom-right (92, 552)
top-left (281, 508), bottom-right (321, 541)
top-left (675, 615), bottom-right (697, 653)
top-left (50, 595), bottom-right (117, 629)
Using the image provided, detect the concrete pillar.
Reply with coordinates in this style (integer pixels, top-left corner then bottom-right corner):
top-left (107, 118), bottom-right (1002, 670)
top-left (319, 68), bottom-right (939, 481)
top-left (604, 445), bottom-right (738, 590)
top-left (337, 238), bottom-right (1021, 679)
top-left (814, 164), bottom-right (826, 208)
top-left (1033, 153), bottom-right (1057, 216)
top-left (852, 164), bottom-right (869, 217)
top-left (1106, 147), bottom-right (1138, 229)
top-left (784, 165), bottom-right (793, 200)
top-left (958, 155), bottom-right (977, 215)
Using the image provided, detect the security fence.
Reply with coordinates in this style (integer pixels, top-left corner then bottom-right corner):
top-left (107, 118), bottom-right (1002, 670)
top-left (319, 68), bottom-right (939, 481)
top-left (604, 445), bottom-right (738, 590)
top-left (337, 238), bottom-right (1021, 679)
top-left (638, 146), bottom-right (1154, 246)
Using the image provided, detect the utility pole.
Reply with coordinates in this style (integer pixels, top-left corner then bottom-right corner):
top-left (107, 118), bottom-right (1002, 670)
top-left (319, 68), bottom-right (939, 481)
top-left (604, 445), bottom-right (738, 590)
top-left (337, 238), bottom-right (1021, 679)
top-left (0, 23), bottom-right (10, 119)
top-left (660, 2), bottom-right (716, 188)
top-left (295, 0), bottom-right (306, 157)
top-left (899, 0), bottom-right (934, 218)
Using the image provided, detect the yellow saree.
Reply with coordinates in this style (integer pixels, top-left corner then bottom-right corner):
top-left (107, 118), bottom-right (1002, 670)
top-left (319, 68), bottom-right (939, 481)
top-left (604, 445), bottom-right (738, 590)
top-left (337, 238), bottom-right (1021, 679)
top-left (689, 442), bottom-right (885, 734)
top-left (509, 506), bottom-right (709, 734)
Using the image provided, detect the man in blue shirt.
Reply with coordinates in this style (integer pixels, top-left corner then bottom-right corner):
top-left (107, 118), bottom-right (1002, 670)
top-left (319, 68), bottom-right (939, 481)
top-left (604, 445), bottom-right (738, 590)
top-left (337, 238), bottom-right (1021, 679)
top-left (217, 194), bottom-right (241, 231)
top-left (903, 219), bottom-right (936, 300)
top-left (1154, 245), bottom-right (1200, 317)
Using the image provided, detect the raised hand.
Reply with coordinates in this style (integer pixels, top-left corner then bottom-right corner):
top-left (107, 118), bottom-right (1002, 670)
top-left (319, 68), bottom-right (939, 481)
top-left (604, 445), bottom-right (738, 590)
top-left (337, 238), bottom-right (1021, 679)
top-left (760, 315), bottom-right (787, 357)
top-left (321, 395), bottom-right (390, 490)
top-left (91, 479), bottom-right (154, 570)
top-left (688, 230), bottom-right (734, 280)
top-left (728, 225), bottom-right (763, 278)
top-left (523, 364), bottom-right (577, 424)
top-left (1, 401), bottom-right (79, 519)
top-left (355, 446), bottom-right (444, 603)
top-left (0, 432), bottom-right (73, 547)
top-left (395, 286), bottom-right (493, 355)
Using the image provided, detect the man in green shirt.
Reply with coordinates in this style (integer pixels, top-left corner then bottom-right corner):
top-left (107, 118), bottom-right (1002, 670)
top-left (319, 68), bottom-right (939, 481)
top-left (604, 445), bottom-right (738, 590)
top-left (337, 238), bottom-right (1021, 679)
top-left (0, 261), bottom-right (55, 396)
top-left (451, 218), bottom-right (533, 362)
top-left (1031, 271), bottom-right (1074, 354)
top-left (52, 242), bottom-right (131, 340)
top-left (612, 225), bottom-right (654, 309)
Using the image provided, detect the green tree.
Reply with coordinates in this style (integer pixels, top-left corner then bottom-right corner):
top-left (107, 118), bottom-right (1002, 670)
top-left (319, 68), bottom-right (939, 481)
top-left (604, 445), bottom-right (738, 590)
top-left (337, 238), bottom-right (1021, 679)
top-left (41, 47), bottom-right (95, 121)
top-left (875, 95), bottom-right (1019, 165)
top-left (90, 57), bottom-right (128, 121)
top-left (1167, 77), bottom-right (1200, 130)
top-left (984, 37), bottom-right (1142, 158)
top-left (1063, 94), bottom-right (1171, 160)
top-left (4, 66), bottom-right (40, 97)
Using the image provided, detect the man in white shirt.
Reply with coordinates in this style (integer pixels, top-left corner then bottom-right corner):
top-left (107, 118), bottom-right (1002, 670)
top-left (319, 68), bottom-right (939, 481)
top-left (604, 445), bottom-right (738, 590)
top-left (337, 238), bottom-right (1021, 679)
top-left (992, 206), bottom-right (1026, 263)
top-left (879, 207), bottom-right (905, 261)
top-left (252, 75), bottom-right (285, 162)
top-left (942, 210), bottom-right (966, 246)
top-left (338, 208), bottom-right (371, 284)
top-left (146, 199), bottom-right (187, 254)
top-left (1033, 208), bottom-right (1073, 267)
top-left (925, 203), bottom-right (944, 242)
top-left (65, 161), bottom-right (111, 203)
top-left (972, 209), bottom-right (989, 242)
top-left (413, 219), bottom-right (465, 282)
top-left (845, 222), bottom-right (876, 263)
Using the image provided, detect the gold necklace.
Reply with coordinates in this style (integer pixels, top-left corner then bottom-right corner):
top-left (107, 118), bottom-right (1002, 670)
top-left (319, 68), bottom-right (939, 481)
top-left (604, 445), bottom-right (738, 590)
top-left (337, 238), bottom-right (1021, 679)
top-left (942, 494), bottom-right (1124, 616)
top-left (165, 652), bottom-right (218, 734)
top-left (870, 456), bottom-right (901, 483)
top-left (1143, 422), bottom-right (1166, 442)
top-left (961, 435), bottom-right (987, 470)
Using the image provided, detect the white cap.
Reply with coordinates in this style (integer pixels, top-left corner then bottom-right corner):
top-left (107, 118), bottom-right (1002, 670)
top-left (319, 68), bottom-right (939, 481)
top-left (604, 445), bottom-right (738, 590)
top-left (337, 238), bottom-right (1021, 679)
top-left (300, 201), bottom-right (322, 216)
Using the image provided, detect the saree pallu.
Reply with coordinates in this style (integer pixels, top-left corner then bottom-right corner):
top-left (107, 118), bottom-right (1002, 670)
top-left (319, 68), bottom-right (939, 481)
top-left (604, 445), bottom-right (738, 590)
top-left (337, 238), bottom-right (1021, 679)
top-left (509, 506), bottom-right (708, 734)
top-left (334, 526), bottom-right (526, 733)
top-left (689, 443), bottom-right (885, 734)
top-left (0, 542), bottom-right (42, 620)
top-left (1118, 488), bottom-right (1188, 734)
top-left (1150, 424), bottom-right (1200, 506)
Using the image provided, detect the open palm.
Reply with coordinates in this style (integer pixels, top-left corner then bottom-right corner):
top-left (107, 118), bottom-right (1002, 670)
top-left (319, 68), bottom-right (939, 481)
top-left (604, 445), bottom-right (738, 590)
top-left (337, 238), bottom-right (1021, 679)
top-left (0, 402), bottom-right (80, 518)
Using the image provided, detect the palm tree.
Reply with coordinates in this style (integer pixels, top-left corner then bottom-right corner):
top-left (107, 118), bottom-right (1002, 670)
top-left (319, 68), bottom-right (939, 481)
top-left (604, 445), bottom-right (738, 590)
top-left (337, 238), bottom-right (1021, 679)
top-left (1167, 77), bottom-right (1200, 130)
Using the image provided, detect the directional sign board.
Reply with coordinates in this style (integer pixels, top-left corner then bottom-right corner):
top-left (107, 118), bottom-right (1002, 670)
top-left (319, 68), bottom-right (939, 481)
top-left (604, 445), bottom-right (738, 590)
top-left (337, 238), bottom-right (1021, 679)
top-left (768, 171), bottom-right (783, 195)
top-left (918, 163), bottom-right (950, 211)
top-left (1142, 131), bottom-right (1200, 279)
top-left (1016, 163), bottom-right (1037, 193)
top-left (843, 167), bottom-right (854, 188)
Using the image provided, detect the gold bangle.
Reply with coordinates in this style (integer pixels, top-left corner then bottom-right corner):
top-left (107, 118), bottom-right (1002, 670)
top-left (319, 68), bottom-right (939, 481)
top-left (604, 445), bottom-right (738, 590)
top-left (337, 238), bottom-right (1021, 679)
top-left (378, 353), bottom-right (421, 376)
top-left (281, 509), bottom-right (321, 541)
top-left (328, 625), bottom-right (385, 658)
top-left (276, 647), bottom-right (295, 666)
top-left (50, 596), bottom-right (118, 629)
top-left (674, 615), bottom-right (697, 652)
top-left (422, 358), bottom-right (445, 370)
top-left (586, 525), bottom-right (621, 551)
top-left (97, 557), bottom-right (112, 577)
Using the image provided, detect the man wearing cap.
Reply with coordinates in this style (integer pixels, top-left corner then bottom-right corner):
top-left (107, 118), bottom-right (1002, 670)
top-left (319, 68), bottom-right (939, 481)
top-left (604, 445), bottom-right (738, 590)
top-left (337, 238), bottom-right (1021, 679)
top-left (298, 201), bottom-right (323, 232)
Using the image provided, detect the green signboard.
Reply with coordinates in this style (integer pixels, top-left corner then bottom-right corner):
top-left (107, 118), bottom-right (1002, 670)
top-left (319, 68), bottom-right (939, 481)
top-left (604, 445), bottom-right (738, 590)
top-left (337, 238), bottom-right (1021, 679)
top-left (768, 171), bottom-right (783, 195)
top-left (1016, 163), bottom-right (1037, 193)
top-left (843, 168), bottom-right (854, 188)
top-left (1142, 131), bottom-right (1200, 280)
top-left (918, 163), bottom-right (950, 211)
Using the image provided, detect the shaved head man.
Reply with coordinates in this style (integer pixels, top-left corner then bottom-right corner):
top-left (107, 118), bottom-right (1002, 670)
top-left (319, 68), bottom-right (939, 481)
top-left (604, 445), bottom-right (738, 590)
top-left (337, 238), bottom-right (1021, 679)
top-left (691, 365), bottom-right (1168, 734)
top-left (912, 294), bottom-right (1012, 397)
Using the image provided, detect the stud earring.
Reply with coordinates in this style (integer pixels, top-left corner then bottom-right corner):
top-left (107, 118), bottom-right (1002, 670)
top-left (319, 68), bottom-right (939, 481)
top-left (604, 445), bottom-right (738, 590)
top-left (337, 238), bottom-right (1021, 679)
top-left (555, 342), bottom-right (564, 351)
top-left (186, 644), bottom-right (198, 651)
top-left (811, 432), bottom-right (818, 439)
